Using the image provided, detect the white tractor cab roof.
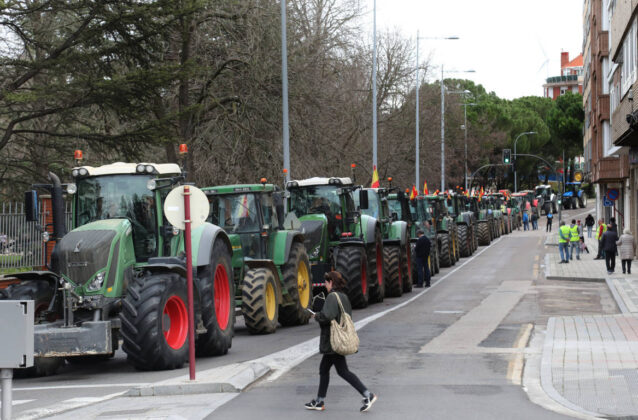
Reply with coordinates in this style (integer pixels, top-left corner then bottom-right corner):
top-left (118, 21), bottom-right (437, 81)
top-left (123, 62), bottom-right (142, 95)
top-left (287, 177), bottom-right (353, 188)
top-left (71, 162), bottom-right (181, 178)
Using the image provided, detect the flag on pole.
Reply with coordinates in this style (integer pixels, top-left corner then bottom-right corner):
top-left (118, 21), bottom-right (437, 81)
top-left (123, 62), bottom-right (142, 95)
top-left (371, 165), bottom-right (380, 188)
top-left (423, 180), bottom-right (429, 196)
top-left (410, 185), bottom-right (418, 200)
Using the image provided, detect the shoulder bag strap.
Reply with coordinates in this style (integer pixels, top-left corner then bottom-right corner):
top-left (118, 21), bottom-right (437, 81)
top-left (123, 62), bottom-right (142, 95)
top-left (333, 292), bottom-right (346, 315)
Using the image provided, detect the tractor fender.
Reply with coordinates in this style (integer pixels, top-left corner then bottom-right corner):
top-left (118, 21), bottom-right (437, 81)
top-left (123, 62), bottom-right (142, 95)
top-left (244, 259), bottom-right (284, 302)
top-left (388, 221), bottom-right (408, 246)
top-left (193, 222), bottom-right (232, 268)
top-left (5, 271), bottom-right (59, 289)
top-left (360, 214), bottom-right (379, 245)
top-left (271, 231), bottom-right (304, 266)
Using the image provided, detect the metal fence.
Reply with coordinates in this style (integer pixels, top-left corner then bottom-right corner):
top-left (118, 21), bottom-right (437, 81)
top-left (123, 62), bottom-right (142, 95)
top-left (0, 201), bottom-right (72, 272)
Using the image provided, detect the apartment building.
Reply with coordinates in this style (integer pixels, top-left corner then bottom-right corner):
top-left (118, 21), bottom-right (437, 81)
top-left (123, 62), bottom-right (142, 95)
top-left (543, 52), bottom-right (584, 99)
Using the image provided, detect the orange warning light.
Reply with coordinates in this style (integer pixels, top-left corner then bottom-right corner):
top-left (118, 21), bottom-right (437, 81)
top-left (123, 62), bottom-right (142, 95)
top-left (179, 144), bottom-right (188, 154)
top-left (74, 150), bottom-right (83, 160)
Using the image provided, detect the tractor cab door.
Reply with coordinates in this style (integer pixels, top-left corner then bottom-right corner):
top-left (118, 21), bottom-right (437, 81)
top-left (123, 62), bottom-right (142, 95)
top-left (257, 193), bottom-right (276, 258)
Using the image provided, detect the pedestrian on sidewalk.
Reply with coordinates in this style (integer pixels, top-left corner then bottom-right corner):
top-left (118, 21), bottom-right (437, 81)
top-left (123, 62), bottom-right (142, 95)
top-left (595, 219), bottom-right (607, 260)
top-left (577, 220), bottom-right (583, 236)
top-left (523, 211), bottom-right (529, 231)
top-left (585, 214), bottom-right (595, 238)
top-left (546, 212), bottom-right (553, 232)
top-left (610, 217), bottom-right (618, 233)
top-left (569, 219), bottom-right (580, 260)
top-left (579, 236), bottom-right (590, 254)
top-left (617, 228), bottom-right (636, 274)
top-left (531, 212), bottom-right (538, 230)
top-left (305, 271), bottom-right (378, 412)
top-left (601, 225), bottom-right (619, 274)
top-left (414, 230), bottom-right (431, 288)
top-left (558, 221), bottom-right (571, 264)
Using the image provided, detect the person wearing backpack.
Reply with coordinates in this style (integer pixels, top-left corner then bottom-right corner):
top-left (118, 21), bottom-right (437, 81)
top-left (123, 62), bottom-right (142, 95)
top-left (546, 212), bottom-right (553, 232)
top-left (305, 271), bottom-right (377, 412)
top-left (523, 211), bottom-right (530, 231)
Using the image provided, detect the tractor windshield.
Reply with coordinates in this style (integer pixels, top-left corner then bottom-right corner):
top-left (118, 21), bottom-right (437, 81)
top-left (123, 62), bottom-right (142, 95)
top-left (288, 185), bottom-right (343, 217)
top-left (566, 184), bottom-right (579, 193)
top-left (388, 198), bottom-right (403, 220)
top-left (76, 174), bottom-right (157, 260)
top-left (208, 193), bottom-right (260, 233)
top-left (535, 187), bottom-right (552, 199)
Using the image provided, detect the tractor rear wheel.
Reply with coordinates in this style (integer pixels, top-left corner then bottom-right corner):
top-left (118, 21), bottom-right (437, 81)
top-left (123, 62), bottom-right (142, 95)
top-left (579, 195), bottom-right (587, 208)
top-left (458, 225), bottom-right (470, 257)
top-left (368, 227), bottom-right (384, 303)
top-left (242, 268), bottom-right (279, 334)
top-left (279, 242), bottom-right (312, 326)
top-left (336, 246), bottom-right (369, 309)
top-left (477, 222), bottom-right (490, 246)
top-left (439, 234), bottom-right (453, 268)
top-left (2, 281), bottom-right (64, 377)
top-left (452, 232), bottom-right (460, 263)
top-left (433, 241), bottom-right (440, 274)
top-left (401, 242), bottom-right (412, 293)
top-left (196, 239), bottom-right (234, 356)
top-left (384, 245), bottom-right (402, 297)
top-left (121, 272), bottom-right (190, 371)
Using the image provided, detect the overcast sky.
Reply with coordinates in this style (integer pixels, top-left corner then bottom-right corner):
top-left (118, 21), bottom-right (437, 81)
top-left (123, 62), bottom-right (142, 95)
top-left (371, 0), bottom-right (583, 100)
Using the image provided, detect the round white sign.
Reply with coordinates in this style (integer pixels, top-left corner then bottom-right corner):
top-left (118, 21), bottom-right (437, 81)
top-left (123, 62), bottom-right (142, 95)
top-left (164, 185), bottom-right (210, 230)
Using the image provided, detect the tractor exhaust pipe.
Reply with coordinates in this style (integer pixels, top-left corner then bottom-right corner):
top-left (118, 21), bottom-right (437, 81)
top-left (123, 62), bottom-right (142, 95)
top-left (48, 172), bottom-right (66, 241)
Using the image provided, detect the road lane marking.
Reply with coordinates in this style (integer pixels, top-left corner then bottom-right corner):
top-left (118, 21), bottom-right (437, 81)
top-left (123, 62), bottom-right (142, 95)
top-left (14, 383), bottom-right (151, 392)
top-left (0, 400), bottom-right (33, 407)
top-left (507, 323), bottom-right (533, 385)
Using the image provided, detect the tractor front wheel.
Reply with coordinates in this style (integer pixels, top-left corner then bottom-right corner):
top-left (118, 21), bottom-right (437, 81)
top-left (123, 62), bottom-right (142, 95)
top-left (368, 227), bottom-right (385, 303)
top-left (279, 242), bottom-right (312, 326)
top-left (439, 234), bottom-right (452, 268)
top-left (477, 222), bottom-right (490, 246)
top-left (242, 268), bottom-right (279, 334)
top-left (196, 239), bottom-right (234, 356)
top-left (121, 272), bottom-right (190, 371)
top-left (458, 225), bottom-right (470, 257)
top-left (337, 246), bottom-right (369, 309)
top-left (384, 245), bottom-right (402, 298)
top-left (401, 242), bottom-right (412, 293)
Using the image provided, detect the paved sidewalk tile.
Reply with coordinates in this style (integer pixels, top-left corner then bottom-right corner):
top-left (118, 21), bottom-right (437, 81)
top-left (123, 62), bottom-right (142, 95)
top-left (543, 314), bottom-right (638, 417)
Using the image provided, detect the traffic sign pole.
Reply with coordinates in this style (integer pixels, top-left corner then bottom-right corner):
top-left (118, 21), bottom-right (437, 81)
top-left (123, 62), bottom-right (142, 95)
top-left (183, 185), bottom-right (196, 380)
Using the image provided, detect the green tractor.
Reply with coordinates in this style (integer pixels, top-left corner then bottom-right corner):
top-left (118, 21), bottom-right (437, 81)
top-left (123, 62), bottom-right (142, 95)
top-left (406, 195), bottom-right (440, 277)
top-left (356, 188), bottom-right (411, 298)
top-left (486, 193), bottom-right (512, 234)
top-left (428, 195), bottom-right (459, 267)
top-left (203, 183), bottom-right (311, 335)
top-left (473, 196), bottom-right (493, 246)
top-left (445, 194), bottom-right (477, 258)
top-left (484, 195), bottom-right (505, 237)
top-left (2, 162), bottom-right (234, 376)
top-left (285, 177), bottom-right (381, 308)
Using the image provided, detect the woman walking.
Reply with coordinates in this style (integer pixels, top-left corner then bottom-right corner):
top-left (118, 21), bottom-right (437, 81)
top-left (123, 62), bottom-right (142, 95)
top-left (617, 228), bottom-right (636, 274)
top-left (305, 271), bottom-right (377, 412)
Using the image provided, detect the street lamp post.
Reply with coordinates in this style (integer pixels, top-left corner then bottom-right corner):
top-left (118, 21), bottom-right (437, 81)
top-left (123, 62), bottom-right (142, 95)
top-left (415, 33), bottom-right (458, 189)
top-left (461, 101), bottom-right (477, 191)
top-left (440, 68), bottom-right (475, 191)
top-left (513, 131), bottom-right (537, 192)
top-left (372, 0), bottom-right (377, 169)
top-left (281, 0), bottom-right (290, 182)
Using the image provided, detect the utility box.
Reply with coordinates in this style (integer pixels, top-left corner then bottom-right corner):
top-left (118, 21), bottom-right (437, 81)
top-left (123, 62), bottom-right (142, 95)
top-left (0, 301), bottom-right (34, 368)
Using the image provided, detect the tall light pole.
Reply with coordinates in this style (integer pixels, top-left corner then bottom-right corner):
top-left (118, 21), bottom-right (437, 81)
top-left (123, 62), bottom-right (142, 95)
top-left (372, 0), bottom-right (377, 169)
top-left (461, 101), bottom-right (477, 191)
top-left (440, 68), bottom-right (475, 191)
top-left (415, 33), bottom-right (458, 189)
top-left (513, 131), bottom-right (537, 192)
top-left (281, 0), bottom-right (290, 182)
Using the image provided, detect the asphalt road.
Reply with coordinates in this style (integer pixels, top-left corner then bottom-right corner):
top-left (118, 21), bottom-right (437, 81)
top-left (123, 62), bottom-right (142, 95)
top-left (12, 202), bottom-right (616, 419)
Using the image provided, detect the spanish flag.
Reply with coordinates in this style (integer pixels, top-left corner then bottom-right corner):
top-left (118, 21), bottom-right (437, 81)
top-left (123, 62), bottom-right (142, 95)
top-left (371, 165), bottom-right (380, 188)
top-left (423, 180), bottom-right (429, 196)
top-left (410, 185), bottom-right (418, 200)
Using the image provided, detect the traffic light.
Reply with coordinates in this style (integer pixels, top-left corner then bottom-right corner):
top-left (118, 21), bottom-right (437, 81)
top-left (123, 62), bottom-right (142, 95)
top-left (503, 149), bottom-right (511, 164)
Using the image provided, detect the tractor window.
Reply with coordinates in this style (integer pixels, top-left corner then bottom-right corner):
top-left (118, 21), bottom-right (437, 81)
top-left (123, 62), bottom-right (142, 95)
top-left (356, 190), bottom-right (380, 219)
top-left (288, 185), bottom-right (342, 217)
top-left (260, 194), bottom-right (275, 228)
top-left (208, 193), bottom-right (260, 233)
top-left (76, 175), bottom-right (157, 261)
top-left (388, 199), bottom-right (402, 220)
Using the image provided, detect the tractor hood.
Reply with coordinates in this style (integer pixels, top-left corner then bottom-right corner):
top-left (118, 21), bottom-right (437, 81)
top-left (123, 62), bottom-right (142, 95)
top-left (298, 214), bottom-right (327, 258)
top-left (563, 191), bottom-right (574, 198)
top-left (54, 219), bottom-right (133, 293)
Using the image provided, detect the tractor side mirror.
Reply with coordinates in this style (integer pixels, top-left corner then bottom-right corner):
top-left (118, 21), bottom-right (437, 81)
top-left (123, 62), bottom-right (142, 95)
top-left (24, 190), bottom-right (38, 222)
top-left (359, 190), bottom-right (369, 210)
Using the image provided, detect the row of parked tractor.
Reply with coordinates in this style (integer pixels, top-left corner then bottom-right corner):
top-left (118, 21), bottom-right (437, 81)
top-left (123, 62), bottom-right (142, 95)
top-left (0, 159), bottom-right (538, 378)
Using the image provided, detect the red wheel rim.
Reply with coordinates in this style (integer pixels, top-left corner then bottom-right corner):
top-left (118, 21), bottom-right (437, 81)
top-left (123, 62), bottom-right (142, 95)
top-left (214, 264), bottom-right (231, 330)
top-left (376, 243), bottom-right (382, 286)
top-left (361, 256), bottom-right (367, 295)
top-left (163, 295), bottom-right (188, 349)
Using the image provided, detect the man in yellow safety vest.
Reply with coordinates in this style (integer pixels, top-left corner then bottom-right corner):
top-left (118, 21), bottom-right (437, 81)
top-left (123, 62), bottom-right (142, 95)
top-left (569, 219), bottom-right (580, 260)
top-left (558, 221), bottom-right (571, 263)
top-left (594, 219), bottom-right (607, 260)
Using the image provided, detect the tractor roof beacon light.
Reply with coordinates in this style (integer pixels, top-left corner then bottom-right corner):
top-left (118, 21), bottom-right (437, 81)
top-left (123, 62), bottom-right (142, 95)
top-left (260, 177), bottom-right (267, 185)
top-left (179, 144), bottom-right (188, 155)
top-left (74, 150), bottom-right (83, 165)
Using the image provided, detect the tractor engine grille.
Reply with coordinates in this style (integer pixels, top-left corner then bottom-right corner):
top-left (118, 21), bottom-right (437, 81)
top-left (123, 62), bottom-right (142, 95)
top-left (56, 230), bottom-right (116, 286)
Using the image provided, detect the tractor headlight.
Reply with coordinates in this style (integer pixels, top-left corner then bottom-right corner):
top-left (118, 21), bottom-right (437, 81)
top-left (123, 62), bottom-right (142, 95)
top-left (87, 271), bottom-right (106, 291)
top-left (72, 169), bottom-right (79, 177)
top-left (78, 168), bottom-right (88, 176)
top-left (66, 183), bottom-right (77, 195)
top-left (147, 179), bottom-right (156, 191)
top-left (145, 165), bottom-right (155, 173)
top-left (136, 164), bottom-right (146, 173)
top-left (41, 231), bottom-right (49, 242)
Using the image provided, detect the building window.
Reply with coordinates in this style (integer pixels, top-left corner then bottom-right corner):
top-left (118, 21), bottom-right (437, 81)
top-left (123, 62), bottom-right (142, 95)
top-left (560, 86), bottom-right (568, 95)
top-left (621, 18), bottom-right (637, 95)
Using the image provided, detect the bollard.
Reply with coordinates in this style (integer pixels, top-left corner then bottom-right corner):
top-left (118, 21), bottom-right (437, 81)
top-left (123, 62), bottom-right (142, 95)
top-left (1, 368), bottom-right (12, 420)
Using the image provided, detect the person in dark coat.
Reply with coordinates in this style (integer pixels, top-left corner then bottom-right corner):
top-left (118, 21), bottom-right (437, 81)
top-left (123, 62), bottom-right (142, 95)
top-left (305, 271), bottom-right (377, 412)
top-left (610, 217), bottom-right (618, 233)
top-left (585, 214), bottom-right (595, 238)
top-left (601, 224), bottom-right (619, 274)
top-left (415, 229), bottom-right (431, 287)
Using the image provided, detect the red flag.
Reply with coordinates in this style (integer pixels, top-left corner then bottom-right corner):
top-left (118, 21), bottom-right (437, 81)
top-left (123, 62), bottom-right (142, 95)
top-left (423, 180), bottom-right (429, 196)
top-left (410, 185), bottom-right (418, 200)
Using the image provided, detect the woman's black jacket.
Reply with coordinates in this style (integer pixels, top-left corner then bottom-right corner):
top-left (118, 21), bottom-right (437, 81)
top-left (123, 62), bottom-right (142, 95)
top-left (315, 290), bottom-right (352, 354)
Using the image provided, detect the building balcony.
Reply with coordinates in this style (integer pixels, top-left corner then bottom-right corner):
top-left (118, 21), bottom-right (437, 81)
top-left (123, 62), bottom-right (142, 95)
top-left (545, 75), bottom-right (578, 84)
top-left (597, 94), bottom-right (610, 121)
top-left (597, 31), bottom-right (609, 58)
top-left (592, 155), bottom-right (629, 183)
